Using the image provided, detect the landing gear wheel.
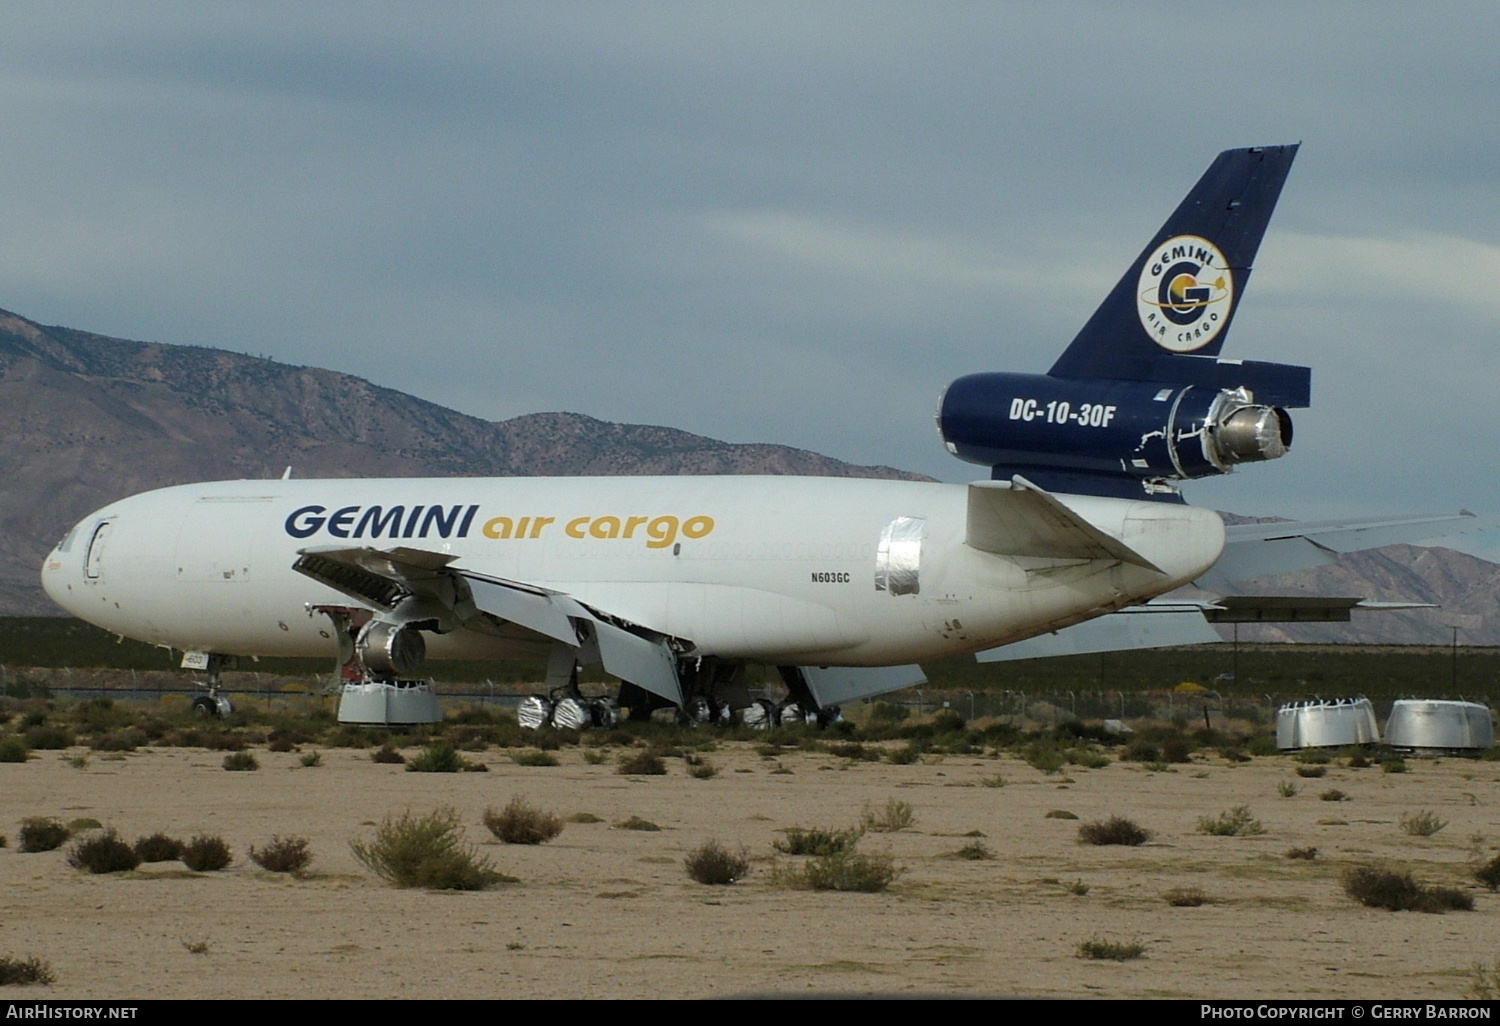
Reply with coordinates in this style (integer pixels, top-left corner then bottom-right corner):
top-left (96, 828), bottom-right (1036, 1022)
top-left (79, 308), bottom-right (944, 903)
top-left (191, 695), bottom-right (218, 718)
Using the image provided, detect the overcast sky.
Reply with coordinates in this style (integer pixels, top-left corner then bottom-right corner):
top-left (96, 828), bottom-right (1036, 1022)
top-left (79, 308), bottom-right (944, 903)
top-left (1, 2), bottom-right (1496, 552)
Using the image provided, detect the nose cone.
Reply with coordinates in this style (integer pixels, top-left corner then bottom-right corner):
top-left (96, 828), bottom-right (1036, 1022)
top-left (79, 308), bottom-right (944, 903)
top-left (40, 542), bottom-right (77, 614)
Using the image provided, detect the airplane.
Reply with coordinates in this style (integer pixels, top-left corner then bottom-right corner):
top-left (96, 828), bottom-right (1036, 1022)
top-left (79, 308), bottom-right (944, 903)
top-left (37, 144), bottom-right (1484, 725)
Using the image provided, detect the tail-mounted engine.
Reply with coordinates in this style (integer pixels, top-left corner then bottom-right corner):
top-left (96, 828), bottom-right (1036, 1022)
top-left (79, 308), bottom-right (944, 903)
top-left (937, 367), bottom-right (1305, 499)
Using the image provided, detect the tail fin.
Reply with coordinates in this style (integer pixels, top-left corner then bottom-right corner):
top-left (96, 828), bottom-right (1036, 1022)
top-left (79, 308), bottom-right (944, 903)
top-left (1049, 144), bottom-right (1299, 385)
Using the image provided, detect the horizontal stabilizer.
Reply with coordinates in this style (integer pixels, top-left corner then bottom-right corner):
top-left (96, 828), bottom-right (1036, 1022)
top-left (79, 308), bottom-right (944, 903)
top-left (1202, 595), bottom-right (1435, 623)
top-left (978, 607), bottom-right (1221, 661)
top-left (967, 476), bottom-right (1163, 572)
top-left (1200, 511), bottom-right (1488, 590)
top-left (799, 664), bottom-right (928, 707)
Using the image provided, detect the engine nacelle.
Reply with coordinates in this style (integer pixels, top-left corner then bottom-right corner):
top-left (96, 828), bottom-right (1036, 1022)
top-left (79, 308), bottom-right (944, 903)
top-left (356, 619), bottom-right (427, 679)
top-left (937, 372), bottom-right (1292, 489)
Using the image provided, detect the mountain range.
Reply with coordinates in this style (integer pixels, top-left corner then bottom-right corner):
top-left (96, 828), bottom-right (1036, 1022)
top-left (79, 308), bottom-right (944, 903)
top-left (1, 306), bottom-right (1493, 645)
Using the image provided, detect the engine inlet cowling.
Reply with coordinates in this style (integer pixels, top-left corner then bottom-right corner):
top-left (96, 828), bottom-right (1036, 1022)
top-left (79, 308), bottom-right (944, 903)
top-left (1207, 396), bottom-right (1292, 466)
top-left (356, 620), bottom-right (426, 679)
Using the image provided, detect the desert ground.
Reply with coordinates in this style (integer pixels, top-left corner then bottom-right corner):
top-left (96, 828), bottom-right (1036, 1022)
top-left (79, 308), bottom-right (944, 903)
top-left (1, 736), bottom-right (1497, 1000)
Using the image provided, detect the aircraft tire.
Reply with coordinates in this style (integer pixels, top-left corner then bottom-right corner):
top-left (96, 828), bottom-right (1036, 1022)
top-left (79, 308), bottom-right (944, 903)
top-left (191, 695), bottom-right (220, 719)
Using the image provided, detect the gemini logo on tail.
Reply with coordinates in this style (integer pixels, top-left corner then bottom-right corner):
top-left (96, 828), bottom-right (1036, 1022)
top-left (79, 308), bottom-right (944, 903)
top-left (1136, 234), bottom-right (1234, 352)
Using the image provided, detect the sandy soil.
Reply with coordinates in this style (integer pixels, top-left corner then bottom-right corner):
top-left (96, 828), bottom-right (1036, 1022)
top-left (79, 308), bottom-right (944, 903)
top-left (1, 739), bottom-right (1496, 1000)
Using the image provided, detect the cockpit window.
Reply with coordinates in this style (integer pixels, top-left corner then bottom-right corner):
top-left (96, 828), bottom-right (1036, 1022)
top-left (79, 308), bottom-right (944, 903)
top-left (56, 528), bottom-right (78, 553)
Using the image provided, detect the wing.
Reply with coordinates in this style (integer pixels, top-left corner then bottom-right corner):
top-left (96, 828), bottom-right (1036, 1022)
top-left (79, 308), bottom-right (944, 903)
top-left (294, 545), bottom-right (687, 705)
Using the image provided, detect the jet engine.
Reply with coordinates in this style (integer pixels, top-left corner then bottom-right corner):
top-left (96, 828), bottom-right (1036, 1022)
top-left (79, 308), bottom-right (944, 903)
top-left (937, 371), bottom-right (1294, 496)
top-left (356, 619), bottom-right (427, 679)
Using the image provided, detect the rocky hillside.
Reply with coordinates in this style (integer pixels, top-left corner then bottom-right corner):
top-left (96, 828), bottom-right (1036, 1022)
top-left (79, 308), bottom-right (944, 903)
top-left (0, 308), bottom-right (921, 615)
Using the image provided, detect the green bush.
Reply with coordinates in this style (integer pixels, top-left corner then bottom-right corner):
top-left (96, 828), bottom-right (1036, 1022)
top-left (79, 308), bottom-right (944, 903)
top-left (1295, 765), bottom-right (1327, 778)
top-left (860, 798), bottom-right (914, 833)
top-left (774, 826), bottom-right (862, 857)
top-left (483, 797), bottom-right (563, 845)
top-left (250, 836), bottom-right (313, 874)
top-left (23, 725), bottom-right (72, 750)
top-left (0, 736), bottom-right (27, 763)
top-left (181, 835), bottom-right (232, 872)
top-left (778, 850), bottom-right (901, 892)
top-left (406, 742), bottom-right (467, 773)
top-left (1078, 816), bottom-right (1151, 846)
top-left (350, 807), bottom-right (507, 890)
top-left (133, 833), bottom-right (184, 863)
top-left (299, 751), bottom-right (323, 768)
top-left (684, 840), bottom-right (750, 885)
top-left (66, 830), bottom-right (141, 874)
top-left (18, 818), bottom-right (69, 853)
top-left (1198, 806), bottom-right (1266, 837)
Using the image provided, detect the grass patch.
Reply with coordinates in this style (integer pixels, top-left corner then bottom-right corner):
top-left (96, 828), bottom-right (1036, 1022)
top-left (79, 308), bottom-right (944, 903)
top-left (299, 751), bottom-right (323, 768)
top-left (980, 774), bottom-right (1006, 788)
top-left (1064, 879), bottom-right (1090, 895)
top-left (250, 836), bottom-right (313, 874)
top-left (860, 798), bottom-right (914, 833)
top-left (1076, 936), bottom-right (1145, 961)
top-left (1078, 816), bottom-right (1151, 846)
top-left (18, 818), bottom-right (69, 853)
top-left (1277, 781), bottom-right (1298, 798)
top-left (0, 955), bottom-right (55, 986)
top-left (776, 850), bottom-right (901, 892)
top-left (686, 758), bottom-right (718, 779)
top-left (483, 797), bottom-right (563, 845)
top-left (350, 807), bottom-right (508, 890)
top-left (406, 741), bottom-right (478, 773)
top-left (616, 816), bottom-right (661, 832)
top-left (684, 840), bottom-right (750, 884)
top-left (1399, 810), bottom-right (1447, 837)
top-left (67, 829), bottom-right (141, 874)
top-left (1342, 865), bottom-right (1474, 913)
top-left (1381, 759), bottom-right (1409, 774)
top-left (1198, 806), bottom-right (1266, 836)
top-left (181, 835), bottom-right (233, 872)
top-left (774, 826), bottom-right (863, 856)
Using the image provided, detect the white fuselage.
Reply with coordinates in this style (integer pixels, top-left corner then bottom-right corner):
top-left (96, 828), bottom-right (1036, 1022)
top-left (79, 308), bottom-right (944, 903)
top-left (41, 475), bottom-right (1225, 668)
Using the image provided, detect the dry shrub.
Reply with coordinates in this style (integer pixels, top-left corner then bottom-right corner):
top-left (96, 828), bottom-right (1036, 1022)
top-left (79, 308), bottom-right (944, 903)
top-left (181, 835), bottom-right (233, 872)
top-left (617, 751), bottom-right (667, 775)
top-left (860, 798), bottom-right (914, 833)
top-left (18, 818), bottom-right (69, 853)
top-left (684, 840), bottom-right (750, 884)
top-left (350, 807), bottom-right (507, 890)
top-left (1399, 810), bottom-right (1447, 837)
top-left (1077, 937), bottom-right (1145, 961)
top-left (0, 955), bottom-right (55, 986)
top-left (1475, 853), bottom-right (1500, 891)
top-left (616, 815), bottom-right (660, 832)
top-left (1286, 846), bottom-right (1319, 861)
top-left (371, 743), bottom-right (406, 764)
top-left (1164, 887), bottom-right (1208, 907)
top-left (134, 833), bottom-right (184, 862)
top-left (66, 830), bottom-right (141, 874)
top-left (1342, 866), bottom-right (1473, 913)
top-left (483, 797), bottom-right (563, 845)
top-left (1078, 816), bottom-right (1151, 846)
top-left (250, 836), bottom-right (313, 874)
top-left (222, 751), bottom-right (259, 771)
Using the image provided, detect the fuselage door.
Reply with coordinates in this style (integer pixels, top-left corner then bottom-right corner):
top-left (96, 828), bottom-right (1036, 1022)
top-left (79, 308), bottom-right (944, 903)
top-left (84, 520), bottom-right (114, 580)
